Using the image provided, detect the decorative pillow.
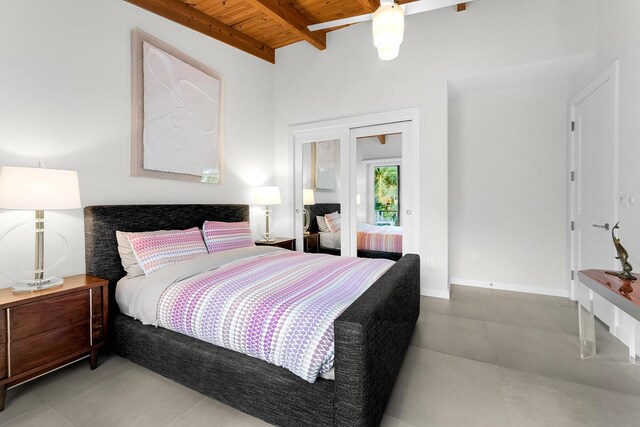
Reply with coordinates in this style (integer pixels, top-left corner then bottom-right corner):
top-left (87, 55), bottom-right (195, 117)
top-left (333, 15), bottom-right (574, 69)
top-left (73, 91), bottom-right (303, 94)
top-left (325, 212), bottom-right (341, 233)
top-left (203, 221), bottom-right (255, 253)
top-left (316, 216), bottom-right (330, 233)
top-left (127, 227), bottom-right (208, 276)
top-left (116, 230), bottom-right (181, 278)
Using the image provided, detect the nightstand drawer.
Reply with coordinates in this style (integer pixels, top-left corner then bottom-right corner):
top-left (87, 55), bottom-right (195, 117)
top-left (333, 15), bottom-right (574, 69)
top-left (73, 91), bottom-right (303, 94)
top-left (10, 291), bottom-right (90, 341)
top-left (10, 320), bottom-right (90, 375)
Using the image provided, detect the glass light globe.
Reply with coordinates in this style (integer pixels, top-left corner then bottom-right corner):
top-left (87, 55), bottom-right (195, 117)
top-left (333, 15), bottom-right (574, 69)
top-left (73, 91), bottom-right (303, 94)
top-left (372, 2), bottom-right (405, 61)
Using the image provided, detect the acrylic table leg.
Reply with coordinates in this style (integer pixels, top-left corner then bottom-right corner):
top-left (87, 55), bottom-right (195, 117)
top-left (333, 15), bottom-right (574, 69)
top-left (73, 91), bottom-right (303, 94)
top-left (578, 283), bottom-right (596, 359)
top-left (628, 318), bottom-right (639, 364)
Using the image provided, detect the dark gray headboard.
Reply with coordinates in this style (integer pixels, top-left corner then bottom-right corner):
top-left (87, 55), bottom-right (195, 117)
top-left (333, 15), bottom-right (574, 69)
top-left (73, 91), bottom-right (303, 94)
top-left (308, 203), bottom-right (340, 233)
top-left (84, 204), bottom-right (249, 315)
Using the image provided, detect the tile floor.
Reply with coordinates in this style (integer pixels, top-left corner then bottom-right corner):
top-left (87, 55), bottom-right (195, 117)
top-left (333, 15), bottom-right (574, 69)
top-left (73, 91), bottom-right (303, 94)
top-left (2, 285), bottom-right (640, 426)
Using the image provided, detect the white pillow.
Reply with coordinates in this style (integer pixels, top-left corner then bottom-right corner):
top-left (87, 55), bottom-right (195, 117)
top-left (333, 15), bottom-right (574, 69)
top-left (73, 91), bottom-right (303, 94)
top-left (317, 216), bottom-right (330, 232)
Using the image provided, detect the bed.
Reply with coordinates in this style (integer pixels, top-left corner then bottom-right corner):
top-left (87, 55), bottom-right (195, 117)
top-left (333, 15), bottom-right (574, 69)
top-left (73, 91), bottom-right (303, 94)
top-left (84, 204), bottom-right (419, 427)
top-left (309, 203), bottom-right (403, 261)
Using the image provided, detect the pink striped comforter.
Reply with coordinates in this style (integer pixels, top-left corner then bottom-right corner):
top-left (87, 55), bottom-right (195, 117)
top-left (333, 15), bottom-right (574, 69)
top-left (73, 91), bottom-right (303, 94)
top-left (357, 224), bottom-right (403, 253)
top-left (156, 250), bottom-right (393, 382)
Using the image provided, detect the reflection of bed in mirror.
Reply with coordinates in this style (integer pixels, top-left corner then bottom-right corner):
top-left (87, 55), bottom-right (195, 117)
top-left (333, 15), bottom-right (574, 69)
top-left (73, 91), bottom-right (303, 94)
top-left (308, 203), bottom-right (402, 261)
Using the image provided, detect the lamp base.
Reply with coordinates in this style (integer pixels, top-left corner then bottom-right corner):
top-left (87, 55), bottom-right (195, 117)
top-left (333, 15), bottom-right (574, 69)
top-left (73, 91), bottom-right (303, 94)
top-left (12, 277), bottom-right (64, 293)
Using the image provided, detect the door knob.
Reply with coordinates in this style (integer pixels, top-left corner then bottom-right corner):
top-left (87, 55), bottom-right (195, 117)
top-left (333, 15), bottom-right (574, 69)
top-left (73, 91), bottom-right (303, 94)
top-left (592, 223), bottom-right (610, 231)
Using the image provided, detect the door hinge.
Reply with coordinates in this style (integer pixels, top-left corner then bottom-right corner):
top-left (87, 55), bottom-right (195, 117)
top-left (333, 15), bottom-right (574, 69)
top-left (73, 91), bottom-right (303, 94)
top-left (571, 171), bottom-right (575, 181)
top-left (571, 121), bottom-right (575, 132)
top-left (571, 221), bottom-right (575, 231)
top-left (571, 270), bottom-right (575, 280)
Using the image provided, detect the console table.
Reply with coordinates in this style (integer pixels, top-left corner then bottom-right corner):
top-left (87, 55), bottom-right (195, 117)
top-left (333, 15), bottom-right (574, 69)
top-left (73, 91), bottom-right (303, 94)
top-left (578, 269), bottom-right (639, 363)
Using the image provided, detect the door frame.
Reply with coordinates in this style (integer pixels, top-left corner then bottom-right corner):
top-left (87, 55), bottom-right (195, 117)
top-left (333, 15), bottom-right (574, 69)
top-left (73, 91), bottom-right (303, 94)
top-left (568, 61), bottom-right (620, 300)
top-left (289, 108), bottom-right (420, 257)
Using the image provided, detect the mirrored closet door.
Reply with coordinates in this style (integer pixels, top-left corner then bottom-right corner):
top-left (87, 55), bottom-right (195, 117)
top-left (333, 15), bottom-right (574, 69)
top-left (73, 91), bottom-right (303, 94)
top-left (349, 121), bottom-right (416, 258)
top-left (294, 132), bottom-right (352, 257)
top-left (353, 133), bottom-right (403, 260)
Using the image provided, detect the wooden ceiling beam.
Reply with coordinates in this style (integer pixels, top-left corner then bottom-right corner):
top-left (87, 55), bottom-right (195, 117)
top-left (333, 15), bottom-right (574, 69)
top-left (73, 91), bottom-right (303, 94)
top-left (125, 0), bottom-right (275, 63)
top-left (456, 3), bottom-right (467, 12)
top-left (357, 0), bottom-right (379, 13)
top-left (246, 0), bottom-right (326, 50)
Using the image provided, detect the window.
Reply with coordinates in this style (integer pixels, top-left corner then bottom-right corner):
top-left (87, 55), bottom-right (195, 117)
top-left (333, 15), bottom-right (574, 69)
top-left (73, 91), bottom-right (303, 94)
top-left (373, 165), bottom-right (400, 226)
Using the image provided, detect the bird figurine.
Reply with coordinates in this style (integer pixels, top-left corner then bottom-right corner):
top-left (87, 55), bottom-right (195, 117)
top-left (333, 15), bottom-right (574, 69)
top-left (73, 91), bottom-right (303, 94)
top-left (605, 222), bottom-right (637, 281)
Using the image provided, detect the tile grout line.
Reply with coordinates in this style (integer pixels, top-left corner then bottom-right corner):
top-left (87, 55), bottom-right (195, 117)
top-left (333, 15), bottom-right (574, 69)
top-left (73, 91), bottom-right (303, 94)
top-left (166, 396), bottom-right (206, 427)
top-left (48, 406), bottom-right (76, 427)
top-left (491, 309), bottom-right (516, 427)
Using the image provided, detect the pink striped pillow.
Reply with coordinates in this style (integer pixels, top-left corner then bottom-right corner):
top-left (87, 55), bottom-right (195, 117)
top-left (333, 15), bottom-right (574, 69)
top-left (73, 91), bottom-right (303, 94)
top-left (203, 221), bottom-right (255, 253)
top-left (127, 227), bottom-right (208, 276)
top-left (325, 212), bottom-right (341, 233)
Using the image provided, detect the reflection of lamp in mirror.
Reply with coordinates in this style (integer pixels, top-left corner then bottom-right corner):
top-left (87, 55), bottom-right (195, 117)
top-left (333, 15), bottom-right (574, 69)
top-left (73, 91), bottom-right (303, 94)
top-left (0, 166), bottom-right (81, 293)
top-left (253, 186), bottom-right (281, 242)
top-left (303, 189), bottom-right (315, 235)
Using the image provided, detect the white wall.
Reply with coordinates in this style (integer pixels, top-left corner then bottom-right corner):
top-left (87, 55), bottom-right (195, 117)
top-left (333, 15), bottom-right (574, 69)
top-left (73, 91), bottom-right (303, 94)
top-left (0, 0), bottom-right (274, 287)
top-left (274, 0), bottom-right (597, 297)
top-left (449, 82), bottom-right (571, 296)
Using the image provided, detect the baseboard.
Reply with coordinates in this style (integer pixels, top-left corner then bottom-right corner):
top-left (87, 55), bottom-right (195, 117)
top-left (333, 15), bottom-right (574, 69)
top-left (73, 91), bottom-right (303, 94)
top-left (450, 278), bottom-right (569, 298)
top-left (421, 288), bottom-right (450, 299)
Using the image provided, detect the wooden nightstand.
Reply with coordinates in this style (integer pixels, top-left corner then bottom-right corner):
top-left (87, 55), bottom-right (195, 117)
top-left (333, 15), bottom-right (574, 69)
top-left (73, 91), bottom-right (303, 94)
top-left (0, 274), bottom-right (108, 411)
top-left (304, 233), bottom-right (319, 253)
top-left (255, 237), bottom-right (296, 251)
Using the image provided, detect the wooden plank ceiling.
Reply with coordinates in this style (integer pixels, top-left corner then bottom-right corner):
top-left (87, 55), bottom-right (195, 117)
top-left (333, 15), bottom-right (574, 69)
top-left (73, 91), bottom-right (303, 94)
top-left (125, 0), bottom-right (465, 63)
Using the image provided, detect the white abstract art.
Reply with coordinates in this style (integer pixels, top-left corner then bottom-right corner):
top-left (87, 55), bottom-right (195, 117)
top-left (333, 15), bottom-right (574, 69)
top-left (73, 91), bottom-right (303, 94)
top-left (314, 140), bottom-right (337, 191)
top-left (131, 30), bottom-right (222, 183)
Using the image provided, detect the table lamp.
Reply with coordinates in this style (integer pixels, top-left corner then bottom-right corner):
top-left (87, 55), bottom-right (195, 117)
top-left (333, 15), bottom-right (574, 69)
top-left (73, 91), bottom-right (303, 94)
top-left (253, 186), bottom-right (281, 242)
top-left (303, 189), bottom-right (315, 235)
top-left (0, 166), bottom-right (81, 292)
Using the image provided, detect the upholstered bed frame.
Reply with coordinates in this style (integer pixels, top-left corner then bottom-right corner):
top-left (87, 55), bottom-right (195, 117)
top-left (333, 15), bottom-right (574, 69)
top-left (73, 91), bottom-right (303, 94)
top-left (308, 203), bottom-right (402, 261)
top-left (84, 204), bottom-right (419, 427)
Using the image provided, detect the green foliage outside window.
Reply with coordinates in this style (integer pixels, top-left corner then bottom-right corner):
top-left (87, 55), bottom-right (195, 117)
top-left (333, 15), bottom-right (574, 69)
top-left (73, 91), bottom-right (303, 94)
top-left (374, 166), bottom-right (399, 226)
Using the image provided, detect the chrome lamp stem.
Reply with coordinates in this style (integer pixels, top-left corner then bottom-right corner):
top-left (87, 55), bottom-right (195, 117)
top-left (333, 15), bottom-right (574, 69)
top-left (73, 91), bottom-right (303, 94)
top-left (35, 209), bottom-right (44, 282)
top-left (265, 205), bottom-right (273, 242)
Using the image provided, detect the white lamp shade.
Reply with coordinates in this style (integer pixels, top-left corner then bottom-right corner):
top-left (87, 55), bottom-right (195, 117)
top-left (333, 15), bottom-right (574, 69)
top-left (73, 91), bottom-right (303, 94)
top-left (372, 2), bottom-right (405, 61)
top-left (303, 189), bottom-right (315, 205)
top-left (253, 186), bottom-right (281, 205)
top-left (0, 166), bottom-right (81, 210)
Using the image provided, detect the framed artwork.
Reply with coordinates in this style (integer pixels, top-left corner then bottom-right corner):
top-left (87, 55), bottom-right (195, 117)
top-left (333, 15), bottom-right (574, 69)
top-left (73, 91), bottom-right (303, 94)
top-left (313, 140), bottom-right (337, 191)
top-left (131, 29), bottom-right (223, 183)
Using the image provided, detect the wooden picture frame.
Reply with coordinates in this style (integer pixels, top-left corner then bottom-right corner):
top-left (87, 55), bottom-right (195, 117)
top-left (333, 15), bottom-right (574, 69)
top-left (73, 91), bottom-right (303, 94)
top-left (131, 29), bottom-right (224, 183)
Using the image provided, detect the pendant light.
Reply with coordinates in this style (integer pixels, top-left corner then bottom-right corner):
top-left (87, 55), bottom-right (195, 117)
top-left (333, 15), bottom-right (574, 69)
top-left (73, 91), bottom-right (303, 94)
top-left (372, 0), bottom-right (405, 61)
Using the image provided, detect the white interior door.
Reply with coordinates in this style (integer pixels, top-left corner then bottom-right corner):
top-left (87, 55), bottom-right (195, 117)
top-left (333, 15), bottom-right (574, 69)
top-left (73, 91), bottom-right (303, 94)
top-left (570, 62), bottom-right (619, 321)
